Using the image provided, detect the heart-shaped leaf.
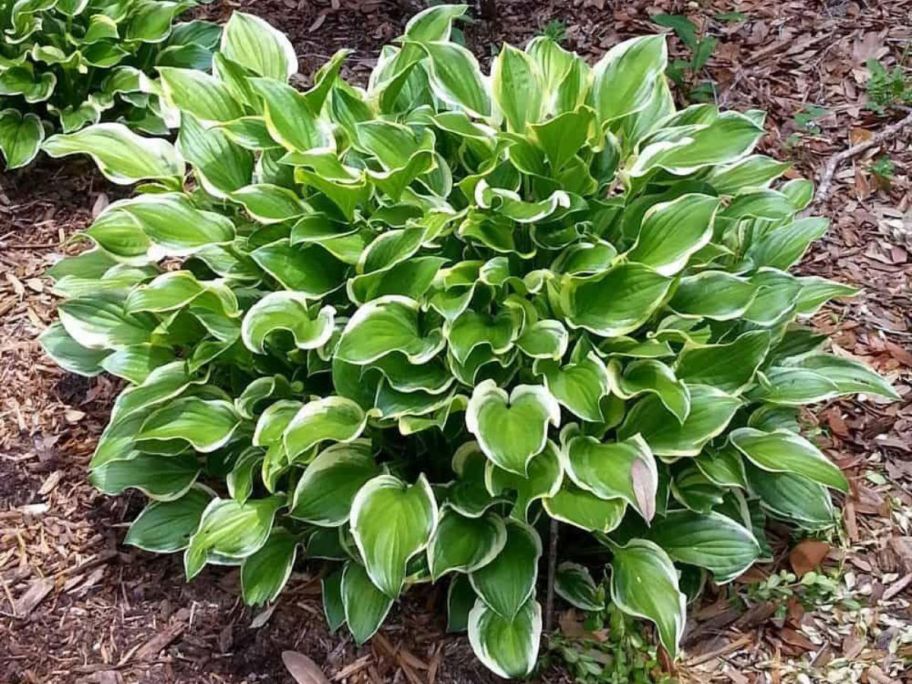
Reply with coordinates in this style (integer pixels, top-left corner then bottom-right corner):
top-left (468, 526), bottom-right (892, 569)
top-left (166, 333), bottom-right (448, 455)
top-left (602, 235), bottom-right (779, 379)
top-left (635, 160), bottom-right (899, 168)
top-left (350, 474), bottom-right (438, 597)
top-left (466, 380), bottom-right (560, 475)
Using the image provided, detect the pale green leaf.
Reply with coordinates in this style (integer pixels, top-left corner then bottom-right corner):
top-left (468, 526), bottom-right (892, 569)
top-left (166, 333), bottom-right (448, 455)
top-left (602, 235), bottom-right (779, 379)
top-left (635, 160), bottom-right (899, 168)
top-left (44, 123), bottom-right (184, 184)
top-left (468, 597), bottom-right (541, 679)
top-left (610, 539), bottom-right (685, 657)
top-left (350, 474), bottom-right (438, 597)
top-left (466, 380), bottom-right (560, 476)
top-left (469, 520), bottom-right (541, 619)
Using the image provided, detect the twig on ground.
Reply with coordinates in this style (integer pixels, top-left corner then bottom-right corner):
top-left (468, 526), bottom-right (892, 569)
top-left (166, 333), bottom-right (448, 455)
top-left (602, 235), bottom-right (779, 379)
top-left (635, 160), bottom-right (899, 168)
top-left (813, 109), bottom-right (912, 207)
top-left (544, 518), bottom-right (558, 634)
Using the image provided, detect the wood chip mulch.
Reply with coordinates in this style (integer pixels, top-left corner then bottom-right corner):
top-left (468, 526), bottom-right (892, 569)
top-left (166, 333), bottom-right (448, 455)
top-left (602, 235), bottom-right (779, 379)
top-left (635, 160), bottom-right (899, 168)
top-left (2, 1), bottom-right (911, 682)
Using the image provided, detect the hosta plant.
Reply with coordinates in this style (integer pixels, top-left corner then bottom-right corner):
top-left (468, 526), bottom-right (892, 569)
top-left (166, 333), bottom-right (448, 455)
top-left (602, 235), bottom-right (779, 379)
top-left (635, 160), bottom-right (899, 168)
top-left (0, 0), bottom-right (219, 169)
top-left (40, 6), bottom-right (898, 679)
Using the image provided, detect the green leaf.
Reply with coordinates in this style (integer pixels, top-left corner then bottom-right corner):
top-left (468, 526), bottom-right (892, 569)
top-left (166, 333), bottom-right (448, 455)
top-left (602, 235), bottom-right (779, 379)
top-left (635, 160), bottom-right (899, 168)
top-left (428, 509), bottom-right (507, 580)
top-left (221, 12), bottom-right (297, 81)
top-left (729, 428), bottom-right (848, 491)
top-left (242, 293), bottom-right (335, 354)
top-left (138, 397), bottom-right (241, 452)
top-left (241, 528), bottom-right (298, 605)
top-left (555, 562), bottom-right (604, 611)
top-left (322, 569), bottom-right (346, 632)
top-left (336, 296), bottom-right (443, 365)
top-left (0, 109), bottom-right (43, 169)
top-left (747, 465), bottom-right (836, 530)
top-left (610, 539), bottom-right (685, 657)
top-left (403, 3), bottom-right (467, 41)
top-left (786, 353), bottom-right (899, 400)
top-left (795, 276), bottom-right (858, 315)
top-left (530, 107), bottom-right (594, 171)
top-left (230, 184), bottom-right (308, 224)
top-left (619, 385), bottom-right (741, 457)
top-left (466, 380), bottom-right (560, 476)
top-left (484, 441), bottom-right (563, 521)
top-left (44, 123), bottom-right (184, 184)
top-left (515, 319), bottom-right (569, 360)
top-left (39, 322), bottom-right (109, 376)
top-left (125, 485), bottom-right (212, 553)
top-left (250, 239), bottom-right (347, 298)
top-left (158, 67), bottom-right (245, 124)
top-left (706, 155), bottom-right (790, 194)
top-left (184, 496), bottom-right (284, 579)
top-left (669, 271), bottom-right (758, 321)
top-left (613, 358), bottom-right (690, 423)
top-left (631, 112), bottom-right (764, 177)
top-left (421, 41), bottom-right (492, 118)
top-left (469, 520), bottom-right (541, 619)
top-left (283, 397), bottom-right (370, 460)
top-left (350, 474), bottom-right (438, 597)
top-left (250, 78), bottom-right (333, 153)
top-left (58, 298), bottom-right (154, 349)
top-left (675, 330), bottom-right (771, 394)
top-left (468, 597), bottom-right (542, 679)
top-left (90, 451), bottom-right (199, 500)
top-left (749, 367), bottom-right (839, 405)
top-left (543, 483), bottom-right (627, 533)
top-left (289, 441), bottom-right (378, 526)
top-left (177, 112), bottom-right (254, 198)
top-left (341, 561), bottom-right (394, 644)
top-left (648, 510), bottom-right (760, 582)
top-left (746, 217), bottom-right (828, 270)
top-left (106, 193), bottom-right (235, 258)
top-left (695, 446), bottom-right (748, 488)
top-left (562, 434), bottom-right (658, 522)
top-left (536, 351), bottom-right (610, 422)
top-left (124, 0), bottom-right (182, 42)
top-left (562, 263), bottom-right (672, 337)
top-left (491, 44), bottom-right (542, 132)
top-left (627, 193), bottom-right (719, 275)
top-left (100, 344), bottom-right (175, 384)
top-left (447, 574), bottom-right (476, 633)
top-left (591, 35), bottom-right (668, 123)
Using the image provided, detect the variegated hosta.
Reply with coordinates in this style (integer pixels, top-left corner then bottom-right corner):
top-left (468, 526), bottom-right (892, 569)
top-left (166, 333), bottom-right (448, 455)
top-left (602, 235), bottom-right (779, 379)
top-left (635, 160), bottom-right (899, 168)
top-left (0, 0), bottom-right (219, 169)
top-left (40, 6), bottom-right (898, 678)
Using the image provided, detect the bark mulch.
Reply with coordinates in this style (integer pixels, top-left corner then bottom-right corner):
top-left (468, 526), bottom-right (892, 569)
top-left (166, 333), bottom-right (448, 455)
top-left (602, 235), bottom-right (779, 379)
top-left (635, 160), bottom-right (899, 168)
top-left (2, 1), bottom-right (911, 682)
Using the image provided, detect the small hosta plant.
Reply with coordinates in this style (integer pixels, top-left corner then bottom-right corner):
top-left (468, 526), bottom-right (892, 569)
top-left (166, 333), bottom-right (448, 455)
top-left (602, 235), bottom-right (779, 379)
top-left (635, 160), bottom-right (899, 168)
top-left (0, 0), bottom-right (219, 169)
top-left (41, 5), bottom-right (897, 679)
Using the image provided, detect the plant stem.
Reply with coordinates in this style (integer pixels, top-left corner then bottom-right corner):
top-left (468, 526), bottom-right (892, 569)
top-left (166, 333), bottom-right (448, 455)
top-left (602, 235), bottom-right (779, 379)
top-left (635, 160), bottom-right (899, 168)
top-left (544, 518), bottom-right (558, 634)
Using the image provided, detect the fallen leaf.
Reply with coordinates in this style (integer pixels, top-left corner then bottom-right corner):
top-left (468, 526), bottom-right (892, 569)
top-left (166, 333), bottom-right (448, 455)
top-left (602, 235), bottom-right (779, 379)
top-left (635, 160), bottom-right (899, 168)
top-left (780, 627), bottom-right (816, 652)
top-left (790, 540), bottom-right (830, 576)
top-left (282, 651), bottom-right (330, 684)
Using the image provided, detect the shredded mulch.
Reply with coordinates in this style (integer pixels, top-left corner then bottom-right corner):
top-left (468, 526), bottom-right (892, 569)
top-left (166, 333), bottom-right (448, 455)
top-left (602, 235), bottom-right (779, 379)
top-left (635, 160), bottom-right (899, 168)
top-left (2, 1), bottom-right (911, 682)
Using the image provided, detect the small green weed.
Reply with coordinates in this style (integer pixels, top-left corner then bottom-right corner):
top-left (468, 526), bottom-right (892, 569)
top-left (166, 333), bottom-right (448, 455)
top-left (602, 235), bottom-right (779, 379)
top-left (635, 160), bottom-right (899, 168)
top-left (547, 607), bottom-right (670, 684)
top-left (652, 14), bottom-right (718, 103)
top-left (869, 155), bottom-right (895, 189)
top-left (539, 19), bottom-right (568, 45)
top-left (866, 57), bottom-right (912, 114)
top-left (742, 568), bottom-right (861, 613)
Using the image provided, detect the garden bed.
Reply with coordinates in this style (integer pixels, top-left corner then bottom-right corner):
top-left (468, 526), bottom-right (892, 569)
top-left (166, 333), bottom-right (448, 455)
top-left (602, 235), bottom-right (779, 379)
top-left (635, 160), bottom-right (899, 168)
top-left (1, 1), bottom-right (910, 682)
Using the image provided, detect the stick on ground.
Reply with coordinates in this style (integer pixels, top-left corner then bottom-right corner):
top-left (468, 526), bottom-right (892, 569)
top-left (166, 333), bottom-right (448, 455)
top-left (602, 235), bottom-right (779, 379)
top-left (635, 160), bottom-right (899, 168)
top-left (814, 108), bottom-right (912, 206)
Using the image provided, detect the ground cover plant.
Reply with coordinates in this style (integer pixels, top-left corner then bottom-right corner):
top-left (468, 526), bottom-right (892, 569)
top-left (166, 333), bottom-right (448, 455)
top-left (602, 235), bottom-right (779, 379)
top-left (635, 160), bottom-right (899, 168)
top-left (38, 5), bottom-right (899, 679)
top-left (0, 0), bottom-right (220, 169)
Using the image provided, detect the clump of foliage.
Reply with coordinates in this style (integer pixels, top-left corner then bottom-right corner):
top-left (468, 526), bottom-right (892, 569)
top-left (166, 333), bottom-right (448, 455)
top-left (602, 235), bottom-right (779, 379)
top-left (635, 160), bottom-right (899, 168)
top-left (0, 0), bottom-right (220, 169)
top-left (40, 5), bottom-right (897, 679)
top-left (865, 56), bottom-right (912, 114)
